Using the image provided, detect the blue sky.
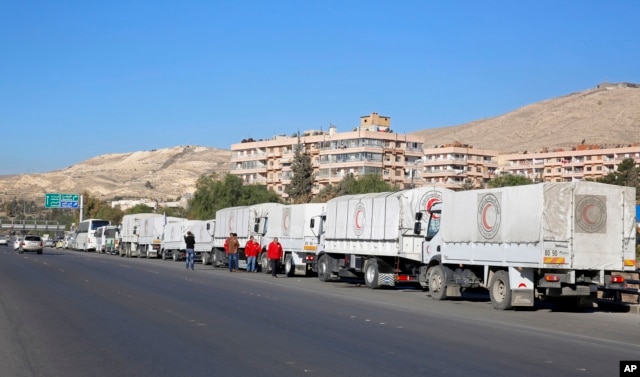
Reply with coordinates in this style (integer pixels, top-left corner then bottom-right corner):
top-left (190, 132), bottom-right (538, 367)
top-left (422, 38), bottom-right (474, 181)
top-left (1, 1), bottom-right (639, 175)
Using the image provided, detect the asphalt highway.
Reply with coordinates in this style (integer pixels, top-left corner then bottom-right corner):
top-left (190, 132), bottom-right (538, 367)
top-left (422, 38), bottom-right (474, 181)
top-left (1, 247), bottom-right (639, 377)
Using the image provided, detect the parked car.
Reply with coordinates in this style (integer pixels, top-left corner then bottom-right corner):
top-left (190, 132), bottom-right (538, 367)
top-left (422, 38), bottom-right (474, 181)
top-left (0, 237), bottom-right (7, 247)
top-left (14, 237), bottom-right (23, 250)
top-left (44, 239), bottom-right (55, 248)
top-left (19, 235), bottom-right (43, 254)
top-left (56, 239), bottom-right (65, 249)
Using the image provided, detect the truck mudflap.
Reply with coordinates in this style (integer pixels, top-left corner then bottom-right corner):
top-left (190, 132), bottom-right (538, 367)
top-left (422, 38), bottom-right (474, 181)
top-left (508, 267), bottom-right (535, 307)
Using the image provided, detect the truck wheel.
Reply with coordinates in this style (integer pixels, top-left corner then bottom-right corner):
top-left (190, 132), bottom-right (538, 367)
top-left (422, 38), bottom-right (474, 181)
top-left (364, 259), bottom-right (380, 289)
top-left (284, 254), bottom-right (294, 277)
top-left (172, 252), bottom-right (179, 262)
top-left (317, 255), bottom-right (332, 282)
top-left (429, 265), bottom-right (447, 300)
top-left (489, 270), bottom-right (513, 310)
top-left (260, 253), bottom-right (270, 274)
top-left (161, 250), bottom-right (166, 260)
top-left (212, 252), bottom-right (222, 268)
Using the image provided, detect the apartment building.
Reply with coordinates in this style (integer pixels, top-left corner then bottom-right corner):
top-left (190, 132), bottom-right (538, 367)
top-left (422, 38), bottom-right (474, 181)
top-left (500, 144), bottom-right (640, 182)
top-left (420, 143), bottom-right (499, 190)
top-left (230, 113), bottom-right (424, 198)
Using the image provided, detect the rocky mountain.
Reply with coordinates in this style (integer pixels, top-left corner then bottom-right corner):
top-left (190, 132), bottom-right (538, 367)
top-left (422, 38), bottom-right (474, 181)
top-left (0, 146), bottom-right (232, 201)
top-left (411, 82), bottom-right (640, 153)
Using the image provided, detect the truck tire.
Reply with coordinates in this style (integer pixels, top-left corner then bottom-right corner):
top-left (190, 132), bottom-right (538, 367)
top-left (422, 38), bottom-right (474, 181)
top-left (364, 259), bottom-right (380, 289)
top-left (429, 265), bottom-right (447, 300)
top-left (212, 251), bottom-right (222, 268)
top-left (284, 254), bottom-right (294, 277)
top-left (489, 270), bottom-right (513, 310)
top-left (161, 250), bottom-right (166, 260)
top-left (260, 253), bottom-right (270, 274)
top-left (172, 252), bottom-right (179, 262)
top-left (317, 255), bottom-right (332, 282)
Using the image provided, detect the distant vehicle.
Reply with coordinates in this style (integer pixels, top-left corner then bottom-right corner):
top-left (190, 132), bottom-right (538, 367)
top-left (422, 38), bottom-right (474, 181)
top-left (56, 239), bottom-right (65, 248)
top-left (75, 218), bottom-right (110, 251)
top-left (96, 225), bottom-right (119, 254)
top-left (0, 238), bottom-right (7, 247)
top-left (19, 235), bottom-right (43, 254)
top-left (44, 239), bottom-right (55, 248)
top-left (14, 237), bottom-right (23, 250)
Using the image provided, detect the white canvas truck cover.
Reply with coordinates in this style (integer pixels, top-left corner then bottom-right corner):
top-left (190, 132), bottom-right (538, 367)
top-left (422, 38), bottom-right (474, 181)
top-left (163, 219), bottom-right (213, 251)
top-left (440, 181), bottom-right (636, 271)
top-left (324, 187), bottom-right (451, 257)
top-left (213, 206), bottom-right (251, 248)
top-left (120, 213), bottom-right (161, 242)
top-left (254, 203), bottom-right (325, 249)
top-left (138, 215), bottom-right (183, 244)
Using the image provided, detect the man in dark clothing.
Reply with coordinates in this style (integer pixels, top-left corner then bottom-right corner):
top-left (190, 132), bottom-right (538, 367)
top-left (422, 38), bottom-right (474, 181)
top-left (184, 231), bottom-right (196, 270)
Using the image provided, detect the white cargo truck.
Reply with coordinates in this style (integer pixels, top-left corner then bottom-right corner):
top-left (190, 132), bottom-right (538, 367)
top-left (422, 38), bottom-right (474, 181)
top-left (161, 219), bottom-right (215, 263)
top-left (315, 187), bottom-right (450, 287)
top-left (211, 205), bottom-right (252, 268)
top-left (119, 213), bottom-right (184, 258)
top-left (254, 203), bottom-right (325, 276)
top-left (210, 202), bottom-right (324, 275)
top-left (423, 181), bottom-right (637, 310)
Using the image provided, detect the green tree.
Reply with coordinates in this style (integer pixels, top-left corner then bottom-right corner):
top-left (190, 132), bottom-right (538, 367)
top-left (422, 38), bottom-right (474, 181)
top-left (126, 204), bottom-right (155, 214)
top-left (285, 138), bottom-right (314, 203)
top-left (312, 173), bottom-right (396, 202)
top-left (596, 158), bottom-right (640, 200)
top-left (487, 173), bottom-right (533, 188)
top-left (188, 173), bottom-right (280, 219)
top-left (460, 178), bottom-right (476, 191)
top-left (159, 206), bottom-right (187, 218)
top-left (94, 205), bottom-right (124, 225)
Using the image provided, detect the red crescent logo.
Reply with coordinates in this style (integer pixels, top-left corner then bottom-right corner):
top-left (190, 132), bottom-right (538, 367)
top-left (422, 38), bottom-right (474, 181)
top-left (283, 213), bottom-right (289, 230)
top-left (581, 203), bottom-right (596, 225)
top-left (355, 209), bottom-right (363, 229)
top-left (482, 204), bottom-right (494, 231)
top-left (426, 197), bottom-right (441, 219)
top-left (518, 283), bottom-right (527, 288)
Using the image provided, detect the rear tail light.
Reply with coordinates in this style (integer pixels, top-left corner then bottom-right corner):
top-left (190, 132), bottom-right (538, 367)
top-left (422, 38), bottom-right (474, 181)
top-left (610, 275), bottom-right (625, 284)
top-left (544, 274), bottom-right (560, 282)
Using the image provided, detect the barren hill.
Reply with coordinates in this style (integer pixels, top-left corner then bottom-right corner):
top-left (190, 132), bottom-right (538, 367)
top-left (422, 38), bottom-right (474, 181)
top-left (412, 82), bottom-right (640, 153)
top-left (0, 146), bottom-right (232, 200)
top-left (2, 83), bottom-right (639, 202)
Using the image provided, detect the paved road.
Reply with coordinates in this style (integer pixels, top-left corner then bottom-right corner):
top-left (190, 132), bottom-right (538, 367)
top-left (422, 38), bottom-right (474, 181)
top-left (1, 247), bottom-right (639, 377)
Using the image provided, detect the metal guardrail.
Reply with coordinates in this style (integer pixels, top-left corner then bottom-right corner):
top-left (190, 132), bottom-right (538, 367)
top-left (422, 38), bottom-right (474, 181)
top-left (0, 220), bottom-right (64, 231)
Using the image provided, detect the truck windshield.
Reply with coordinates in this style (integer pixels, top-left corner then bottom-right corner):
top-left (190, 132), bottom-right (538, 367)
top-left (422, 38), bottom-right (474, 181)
top-left (425, 217), bottom-right (440, 241)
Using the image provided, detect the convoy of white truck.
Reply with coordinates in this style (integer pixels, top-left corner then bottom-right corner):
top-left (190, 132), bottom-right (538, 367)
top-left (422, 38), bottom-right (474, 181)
top-left (72, 181), bottom-right (638, 310)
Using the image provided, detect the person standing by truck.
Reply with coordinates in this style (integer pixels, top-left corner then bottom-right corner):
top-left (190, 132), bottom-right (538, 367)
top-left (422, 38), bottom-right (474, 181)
top-left (184, 231), bottom-right (195, 270)
top-left (226, 232), bottom-right (240, 272)
top-left (267, 237), bottom-right (283, 278)
top-left (245, 236), bottom-right (260, 272)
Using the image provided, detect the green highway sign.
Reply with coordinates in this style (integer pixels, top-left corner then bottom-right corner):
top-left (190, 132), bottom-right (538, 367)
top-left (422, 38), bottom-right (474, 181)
top-left (45, 193), bottom-right (79, 209)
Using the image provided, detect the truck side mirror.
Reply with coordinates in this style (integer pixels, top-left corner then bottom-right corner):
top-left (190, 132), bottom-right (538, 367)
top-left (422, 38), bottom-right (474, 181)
top-left (133, 226), bottom-right (137, 235)
top-left (415, 212), bottom-right (423, 221)
top-left (310, 218), bottom-right (315, 228)
top-left (206, 223), bottom-right (210, 230)
top-left (413, 222), bottom-right (421, 235)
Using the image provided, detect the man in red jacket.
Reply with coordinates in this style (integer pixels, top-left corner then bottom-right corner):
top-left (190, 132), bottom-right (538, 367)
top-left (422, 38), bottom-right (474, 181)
top-left (267, 237), bottom-right (283, 278)
top-left (245, 236), bottom-right (260, 272)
